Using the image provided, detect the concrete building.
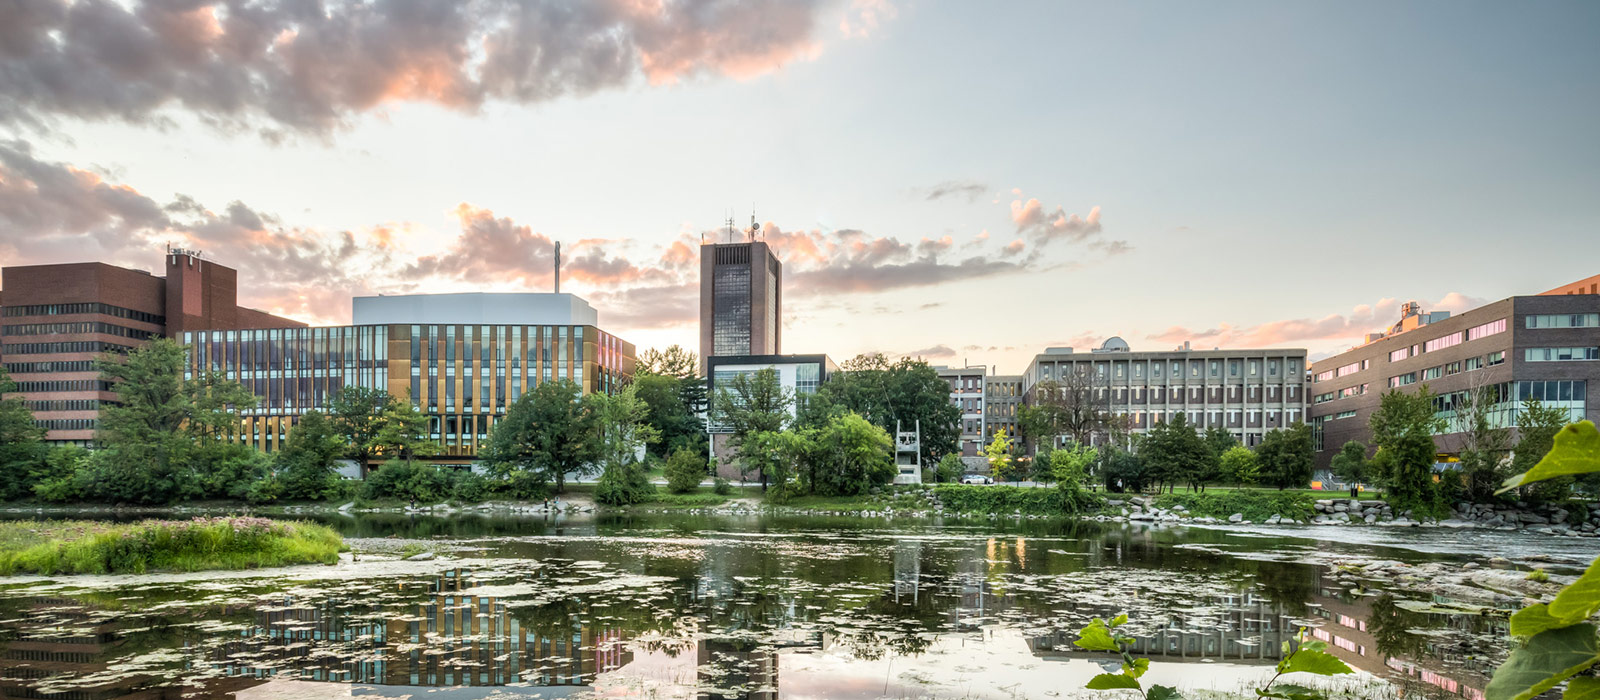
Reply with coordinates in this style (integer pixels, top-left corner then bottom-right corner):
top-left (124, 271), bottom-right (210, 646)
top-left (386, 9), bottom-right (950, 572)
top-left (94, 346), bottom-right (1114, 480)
top-left (1307, 285), bottom-right (1599, 469)
top-left (705, 353), bottom-right (836, 480)
top-left (183, 292), bottom-right (635, 464)
top-left (985, 374), bottom-right (1025, 443)
top-left (0, 249), bottom-right (302, 445)
top-left (699, 238), bottom-right (782, 374)
top-left (935, 365), bottom-right (989, 457)
top-left (1020, 337), bottom-right (1310, 448)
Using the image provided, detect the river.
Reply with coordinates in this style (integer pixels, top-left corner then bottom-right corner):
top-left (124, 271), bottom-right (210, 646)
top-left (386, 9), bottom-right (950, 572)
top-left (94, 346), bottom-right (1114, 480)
top-left (0, 511), bottom-right (1588, 699)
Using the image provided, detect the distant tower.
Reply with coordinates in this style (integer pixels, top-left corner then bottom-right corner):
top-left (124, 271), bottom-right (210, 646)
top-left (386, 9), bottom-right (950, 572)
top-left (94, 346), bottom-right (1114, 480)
top-left (554, 241), bottom-right (561, 293)
top-left (699, 213), bottom-right (782, 375)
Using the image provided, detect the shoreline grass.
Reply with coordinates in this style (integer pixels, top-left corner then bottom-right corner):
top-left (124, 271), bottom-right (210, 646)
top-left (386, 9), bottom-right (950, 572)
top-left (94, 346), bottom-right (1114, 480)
top-left (0, 517), bottom-right (344, 575)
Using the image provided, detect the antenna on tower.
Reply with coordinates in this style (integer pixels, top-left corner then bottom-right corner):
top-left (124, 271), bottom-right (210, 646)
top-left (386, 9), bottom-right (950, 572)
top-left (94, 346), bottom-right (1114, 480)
top-left (748, 205), bottom-right (760, 241)
top-left (724, 210), bottom-right (736, 244)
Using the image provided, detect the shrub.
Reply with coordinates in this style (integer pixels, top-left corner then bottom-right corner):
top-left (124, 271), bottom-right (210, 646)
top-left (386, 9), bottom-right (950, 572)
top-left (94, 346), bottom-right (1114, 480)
top-left (713, 478), bottom-right (733, 495)
top-left (931, 484), bottom-right (1103, 516)
top-left (595, 462), bottom-right (655, 506)
top-left (451, 471), bottom-right (492, 503)
top-left (664, 448), bottom-right (706, 494)
top-left (363, 460), bottom-right (451, 502)
top-left (1152, 490), bottom-right (1317, 521)
top-left (245, 474), bottom-right (284, 504)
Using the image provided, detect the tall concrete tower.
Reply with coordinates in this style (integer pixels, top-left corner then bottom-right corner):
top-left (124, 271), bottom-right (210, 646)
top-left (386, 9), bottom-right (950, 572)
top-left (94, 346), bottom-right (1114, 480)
top-left (699, 219), bottom-right (782, 375)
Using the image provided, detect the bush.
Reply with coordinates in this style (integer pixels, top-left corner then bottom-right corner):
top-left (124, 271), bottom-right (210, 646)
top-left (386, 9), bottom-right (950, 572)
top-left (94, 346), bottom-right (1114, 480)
top-left (664, 448), bottom-right (706, 494)
top-left (245, 475), bottom-right (284, 504)
top-left (931, 484), bottom-right (1104, 516)
top-left (595, 462), bottom-right (656, 506)
top-left (451, 471), bottom-right (492, 503)
top-left (363, 461), bottom-right (452, 502)
top-left (713, 478), bottom-right (733, 495)
top-left (32, 446), bottom-right (91, 503)
top-left (0, 517), bottom-right (343, 575)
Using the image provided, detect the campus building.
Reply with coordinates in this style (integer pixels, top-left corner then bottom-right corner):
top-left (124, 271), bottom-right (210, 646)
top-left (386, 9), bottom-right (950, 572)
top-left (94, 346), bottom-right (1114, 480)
top-left (699, 238), bottom-right (782, 374)
top-left (935, 365), bottom-right (989, 457)
top-left (1307, 284), bottom-right (1600, 469)
top-left (705, 353), bottom-right (837, 480)
top-left (182, 292), bottom-right (635, 463)
top-left (0, 250), bottom-right (303, 445)
top-left (1020, 337), bottom-right (1310, 448)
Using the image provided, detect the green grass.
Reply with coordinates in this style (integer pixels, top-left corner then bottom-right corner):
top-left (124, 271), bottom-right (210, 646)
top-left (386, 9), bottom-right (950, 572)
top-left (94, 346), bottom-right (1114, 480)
top-left (1150, 490), bottom-right (1318, 521)
top-left (0, 517), bottom-right (344, 575)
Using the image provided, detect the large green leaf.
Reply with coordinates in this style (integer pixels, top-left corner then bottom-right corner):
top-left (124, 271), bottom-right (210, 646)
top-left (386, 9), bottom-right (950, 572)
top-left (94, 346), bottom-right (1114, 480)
top-left (1076, 618), bottom-right (1122, 652)
top-left (1514, 604), bottom-right (1586, 637)
top-left (1567, 677), bottom-right (1600, 700)
top-left (1485, 624), bottom-right (1600, 700)
top-left (1281, 648), bottom-right (1353, 676)
top-left (1148, 684), bottom-right (1183, 700)
top-left (1123, 657), bottom-right (1150, 679)
top-left (1500, 421), bottom-right (1600, 493)
top-left (1087, 673), bottom-right (1142, 690)
top-left (1552, 558), bottom-right (1600, 622)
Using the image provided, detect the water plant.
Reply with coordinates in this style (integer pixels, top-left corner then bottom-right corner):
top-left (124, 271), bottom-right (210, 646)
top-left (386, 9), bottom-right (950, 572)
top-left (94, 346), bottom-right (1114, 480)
top-left (0, 517), bottom-right (343, 575)
top-left (1484, 420), bottom-right (1600, 700)
top-left (1074, 616), bottom-right (1351, 700)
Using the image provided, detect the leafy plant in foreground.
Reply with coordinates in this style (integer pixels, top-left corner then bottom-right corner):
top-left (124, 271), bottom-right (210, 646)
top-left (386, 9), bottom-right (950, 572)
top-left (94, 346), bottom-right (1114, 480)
top-left (1255, 628), bottom-right (1355, 700)
top-left (1484, 420), bottom-right (1600, 700)
top-left (1073, 617), bottom-right (1351, 700)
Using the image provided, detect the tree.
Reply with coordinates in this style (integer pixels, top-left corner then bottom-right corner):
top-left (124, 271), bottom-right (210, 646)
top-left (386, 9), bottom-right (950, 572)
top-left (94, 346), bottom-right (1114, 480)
top-left (1019, 371), bottom-right (1111, 451)
top-left (634, 373), bottom-right (705, 459)
top-left (710, 368), bottom-right (791, 489)
top-left (328, 386), bottom-right (393, 475)
top-left (275, 410), bottom-right (346, 501)
top-left (91, 338), bottom-right (260, 504)
top-left (1329, 441), bottom-right (1369, 497)
top-left (374, 396), bottom-right (440, 465)
top-left (813, 413), bottom-right (894, 497)
top-left (1203, 427), bottom-right (1237, 460)
top-left (664, 447), bottom-right (707, 494)
top-left (1258, 423), bottom-right (1314, 490)
top-left (934, 453), bottom-right (966, 483)
top-left (985, 428), bottom-right (1015, 483)
top-left (1452, 383), bottom-right (1512, 502)
top-left (1100, 443), bottom-right (1148, 493)
top-left (746, 430), bottom-right (812, 502)
top-left (480, 378), bottom-right (597, 494)
top-left (1369, 387), bottom-right (1444, 506)
top-left (0, 367), bottom-right (46, 501)
top-left (1510, 399), bottom-right (1572, 501)
top-left (591, 384), bottom-right (659, 506)
top-left (1220, 445), bottom-right (1260, 485)
top-left (1053, 444), bottom-right (1097, 508)
top-left (1030, 446), bottom-right (1056, 484)
top-left (638, 344), bottom-right (699, 378)
top-left (1140, 413), bottom-right (1210, 493)
top-left (815, 354), bottom-right (960, 467)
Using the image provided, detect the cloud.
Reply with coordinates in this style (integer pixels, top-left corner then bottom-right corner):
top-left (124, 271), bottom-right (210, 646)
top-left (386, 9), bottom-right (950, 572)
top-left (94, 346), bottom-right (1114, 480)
top-left (0, 0), bottom-right (862, 136)
top-left (900, 344), bottom-right (956, 359)
top-left (839, 0), bottom-right (896, 38)
top-left (917, 180), bottom-right (986, 202)
top-left (759, 223), bottom-right (1028, 295)
top-left (1011, 198), bottom-right (1101, 241)
top-left (1145, 294), bottom-right (1489, 351)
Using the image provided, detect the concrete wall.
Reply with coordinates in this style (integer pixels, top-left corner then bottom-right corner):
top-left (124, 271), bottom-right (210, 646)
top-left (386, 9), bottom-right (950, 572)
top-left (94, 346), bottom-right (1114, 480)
top-left (353, 293), bottom-right (599, 326)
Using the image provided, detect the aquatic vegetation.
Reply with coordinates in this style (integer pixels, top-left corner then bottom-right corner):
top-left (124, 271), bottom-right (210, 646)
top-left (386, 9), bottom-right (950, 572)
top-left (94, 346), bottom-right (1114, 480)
top-left (1152, 489), bottom-right (1318, 521)
top-left (0, 517), bottom-right (342, 574)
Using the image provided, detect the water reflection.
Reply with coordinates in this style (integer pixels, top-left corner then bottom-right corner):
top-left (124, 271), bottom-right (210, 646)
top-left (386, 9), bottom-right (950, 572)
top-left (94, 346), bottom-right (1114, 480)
top-left (0, 514), bottom-right (1527, 699)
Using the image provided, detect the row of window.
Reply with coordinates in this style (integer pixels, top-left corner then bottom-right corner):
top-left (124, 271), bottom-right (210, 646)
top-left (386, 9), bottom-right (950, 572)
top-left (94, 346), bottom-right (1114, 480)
top-left (1316, 385), bottom-right (1371, 403)
top-left (2, 360), bottom-right (97, 374)
top-left (25, 400), bottom-right (106, 412)
top-left (34, 419), bottom-right (96, 431)
top-left (1526, 313), bottom-right (1600, 329)
top-left (1383, 318), bottom-right (1509, 365)
top-left (1038, 356), bottom-right (1302, 383)
top-left (1389, 351), bottom-right (1506, 388)
top-left (0, 341), bottom-right (135, 355)
top-left (10, 380), bottom-right (115, 393)
top-left (1525, 347), bottom-right (1600, 362)
top-left (1, 302), bottom-right (165, 325)
top-left (1, 322), bottom-right (157, 340)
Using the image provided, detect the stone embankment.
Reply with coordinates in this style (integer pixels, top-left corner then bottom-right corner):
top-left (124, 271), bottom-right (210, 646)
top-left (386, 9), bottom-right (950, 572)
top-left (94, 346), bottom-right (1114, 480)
top-left (1091, 496), bottom-right (1600, 538)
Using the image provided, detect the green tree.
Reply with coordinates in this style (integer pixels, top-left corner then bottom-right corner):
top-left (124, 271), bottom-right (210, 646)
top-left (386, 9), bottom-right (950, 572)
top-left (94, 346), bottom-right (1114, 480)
top-left (1329, 440), bottom-right (1369, 497)
top-left (0, 367), bottom-right (46, 501)
top-left (1053, 444), bottom-right (1097, 509)
top-left (638, 344), bottom-right (699, 377)
top-left (1141, 413), bottom-right (1209, 493)
top-left (634, 373), bottom-right (705, 459)
top-left (1030, 446), bottom-right (1056, 483)
top-left (374, 396), bottom-right (440, 465)
top-left (480, 378), bottom-right (597, 494)
top-left (1369, 387), bottom-right (1444, 506)
top-left (591, 384), bottom-right (659, 506)
top-left (664, 447), bottom-right (707, 494)
top-left (710, 368), bottom-right (791, 489)
top-left (328, 386), bottom-right (393, 475)
top-left (1220, 445), bottom-right (1260, 485)
top-left (1203, 427), bottom-right (1237, 460)
top-left (934, 453), bottom-right (966, 483)
top-left (1258, 422), bottom-right (1314, 490)
top-left (1510, 398), bottom-right (1573, 501)
top-left (1100, 444), bottom-right (1148, 493)
top-left (815, 354), bottom-right (960, 467)
top-left (274, 410), bottom-right (347, 501)
top-left (813, 412), bottom-right (894, 497)
top-left (985, 428), bottom-right (1015, 483)
top-left (1453, 384), bottom-right (1513, 501)
top-left (747, 429), bottom-right (813, 502)
top-left (32, 446), bottom-right (91, 502)
top-left (91, 338), bottom-right (260, 504)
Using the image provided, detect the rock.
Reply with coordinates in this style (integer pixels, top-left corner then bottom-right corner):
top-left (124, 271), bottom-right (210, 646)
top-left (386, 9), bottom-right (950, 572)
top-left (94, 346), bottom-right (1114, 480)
top-left (1520, 513), bottom-right (1550, 524)
top-left (1228, 513), bottom-right (1244, 523)
top-left (1333, 504), bottom-right (1349, 512)
top-left (405, 552), bottom-right (436, 561)
top-left (1488, 556), bottom-right (1513, 569)
top-left (1462, 562), bottom-right (1480, 570)
top-left (1364, 513), bottom-right (1377, 523)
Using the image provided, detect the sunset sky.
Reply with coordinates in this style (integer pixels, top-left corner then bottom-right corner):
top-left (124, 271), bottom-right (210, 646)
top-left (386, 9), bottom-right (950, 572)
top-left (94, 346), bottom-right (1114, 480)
top-left (2, 0), bottom-right (1597, 372)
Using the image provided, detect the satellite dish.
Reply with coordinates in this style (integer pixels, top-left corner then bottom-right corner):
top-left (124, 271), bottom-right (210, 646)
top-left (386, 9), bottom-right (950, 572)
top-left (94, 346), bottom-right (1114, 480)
top-left (751, 222), bottom-right (761, 232)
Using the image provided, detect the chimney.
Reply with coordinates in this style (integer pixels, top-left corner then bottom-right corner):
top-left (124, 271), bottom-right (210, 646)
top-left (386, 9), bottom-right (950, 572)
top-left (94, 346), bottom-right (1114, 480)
top-left (554, 241), bottom-right (561, 294)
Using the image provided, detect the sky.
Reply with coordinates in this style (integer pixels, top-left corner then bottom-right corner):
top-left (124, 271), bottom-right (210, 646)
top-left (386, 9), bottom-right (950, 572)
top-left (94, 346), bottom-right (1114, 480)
top-left (1, 0), bottom-right (1597, 372)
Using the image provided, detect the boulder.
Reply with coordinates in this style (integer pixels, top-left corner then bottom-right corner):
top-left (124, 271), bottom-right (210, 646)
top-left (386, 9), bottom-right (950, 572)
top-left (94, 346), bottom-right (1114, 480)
top-left (1228, 513), bottom-right (1244, 523)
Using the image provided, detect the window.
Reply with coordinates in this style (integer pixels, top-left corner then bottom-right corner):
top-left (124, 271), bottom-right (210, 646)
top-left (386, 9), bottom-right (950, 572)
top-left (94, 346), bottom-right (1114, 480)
top-left (1465, 356), bottom-right (1483, 371)
top-left (1314, 392), bottom-right (1336, 404)
top-left (1, 302), bottom-right (164, 324)
top-left (1423, 332), bottom-right (1464, 353)
top-left (1527, 313), bottom-right (1600, 329)
top-left (1335, 362), bottom-right (1361, 377)
top-left (1390, 347), bottom-right (1411, 362)
top-left (1525, 347), bottom-right (1600, 362)
top-left (2, 361), bottom-right (97, 374)
top-left (1249, 360), bottom-right (1260, 376)
top-left (1467, 318), bottom-right (1507, 341)
top-left (1488, 351), bottom-right (1505, 366)
top-left (1334, 410), bottom-right (1357, 420)
top-left (1314, 369), bottom-right (1335, 383)
top-left (1389, 373), bottom-right (1417, 388)
top-left (1268, 360), bottom-right (1278, 376)
top-left (0, 341), bottom-right (135, 355)
top-left (1, 322), bottom-right (156, 340)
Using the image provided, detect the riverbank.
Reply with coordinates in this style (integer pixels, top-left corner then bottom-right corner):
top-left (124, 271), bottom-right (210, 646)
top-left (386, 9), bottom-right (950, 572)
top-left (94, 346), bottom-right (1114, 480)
top-left (0, 517), bottom-right (344, 575)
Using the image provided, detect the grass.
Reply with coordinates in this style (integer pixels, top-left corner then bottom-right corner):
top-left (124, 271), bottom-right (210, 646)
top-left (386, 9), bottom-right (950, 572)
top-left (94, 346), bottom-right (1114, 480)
top-left (0, 517), bottom-right (344, 575)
